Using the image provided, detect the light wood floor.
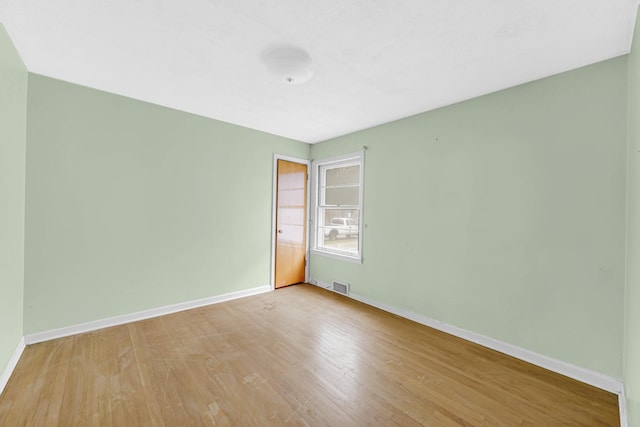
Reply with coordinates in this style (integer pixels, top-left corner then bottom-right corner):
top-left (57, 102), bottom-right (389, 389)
top-left (0, 284), bottom-right (619, 426)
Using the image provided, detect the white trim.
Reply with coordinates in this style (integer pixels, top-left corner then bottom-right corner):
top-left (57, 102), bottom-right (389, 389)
top-left (310, 279), bottom-right (624, 395)
top-left (310, 150), bottom-right (365, 263)
top-left (25, 285), bottom-right (270, 345)
top-left (310, 249), bottom-right (362, 264)
top-left (271, 154), bottom-right (311, 290)
top-left (0, 336), bottom-right (25, 396)
top-left (619, 387), bottom-right (629, 427)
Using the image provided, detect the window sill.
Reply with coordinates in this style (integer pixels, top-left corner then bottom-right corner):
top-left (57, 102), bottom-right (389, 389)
top-left (311, 249), bottom-right (363, 264)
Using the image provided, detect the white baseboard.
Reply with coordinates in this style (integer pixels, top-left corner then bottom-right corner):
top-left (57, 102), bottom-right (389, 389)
top-left (346, 288), bottom-right (624, 392)
top-left (619, 386), bottom-right (629, 427)
top-left (0, 336), bottom-right (26, 396)
top-left (25, 285), bottom-right (271, 345)
top-left (310, 280), bottom-right (627, 425)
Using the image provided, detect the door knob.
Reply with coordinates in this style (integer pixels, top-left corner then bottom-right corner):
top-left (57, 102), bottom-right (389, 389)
top-left (278, 229), bottom-right (283, 234)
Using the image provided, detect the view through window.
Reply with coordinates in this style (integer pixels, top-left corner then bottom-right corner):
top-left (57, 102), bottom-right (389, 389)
top-left (313, 152), bottom-right (364, 261)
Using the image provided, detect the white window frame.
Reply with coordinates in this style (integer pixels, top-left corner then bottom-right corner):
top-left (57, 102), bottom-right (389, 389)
top-left (310, 151), bottom-right (365, 263)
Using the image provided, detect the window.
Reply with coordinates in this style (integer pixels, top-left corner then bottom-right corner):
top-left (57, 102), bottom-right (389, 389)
top-left (311, 151), bottom-right (364, 262)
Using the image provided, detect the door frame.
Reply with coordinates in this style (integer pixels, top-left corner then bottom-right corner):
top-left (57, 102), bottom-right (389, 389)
top-left (270, 154), bottom-right (311, 290)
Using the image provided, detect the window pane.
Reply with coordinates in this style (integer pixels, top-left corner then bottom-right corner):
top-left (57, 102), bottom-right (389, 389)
top-left (278, 189), bottom-right (305, 207)
top-left (321, 209), bottom-right (359, 227)
top-left (325, 165), bottom-right (360, 186)
top-left (279, 207), bottom-right (305, 226)
top-left (279, 171), bottom-right (306, 190)
top-left (317, 208), bottom-right (359, 255)
top-left (279, 224), bottom-right (305, 244)
top-left (324, 186), bottom-right (359, 206)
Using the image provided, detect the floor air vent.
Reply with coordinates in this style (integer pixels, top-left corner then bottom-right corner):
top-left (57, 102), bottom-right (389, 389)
top-left (332, 281), bottom-right (349, 295)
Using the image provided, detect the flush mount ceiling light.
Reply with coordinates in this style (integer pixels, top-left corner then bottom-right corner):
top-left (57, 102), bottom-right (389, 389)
top-left (262, 46), bottom-right (314, 84)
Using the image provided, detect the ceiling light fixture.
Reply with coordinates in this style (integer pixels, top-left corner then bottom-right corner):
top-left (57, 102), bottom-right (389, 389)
top-left (262, 46), bottom-right (314, 84)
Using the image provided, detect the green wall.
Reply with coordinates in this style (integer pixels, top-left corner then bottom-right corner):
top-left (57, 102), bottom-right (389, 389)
top-left (625, 6), bottom-right (640, 425)
top-left (6, 18), bottom-right (638, 421)
top-left (310, 57), bottom-right (628, 379)
top-left (0, 24), bottom-right (27, 375)
top-left (23, 75), bottom-right (309, 334)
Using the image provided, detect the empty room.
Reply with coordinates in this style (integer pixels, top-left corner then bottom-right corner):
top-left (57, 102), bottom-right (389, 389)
top-left (1, 1), bottom-right (640, 425)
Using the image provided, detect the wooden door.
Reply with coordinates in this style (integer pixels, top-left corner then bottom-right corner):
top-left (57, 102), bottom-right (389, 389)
top-left (275, 160), bottom-right (307, 288)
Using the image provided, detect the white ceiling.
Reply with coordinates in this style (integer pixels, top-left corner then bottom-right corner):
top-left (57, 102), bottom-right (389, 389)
top-left (0, 0), bottom-right (638, 143)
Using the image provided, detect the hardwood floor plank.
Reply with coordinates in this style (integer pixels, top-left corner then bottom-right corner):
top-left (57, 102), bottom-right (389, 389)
top-left (0, 284), bottom-right (620, 426)
top-left (103, 325), bottom-right (151, 427)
